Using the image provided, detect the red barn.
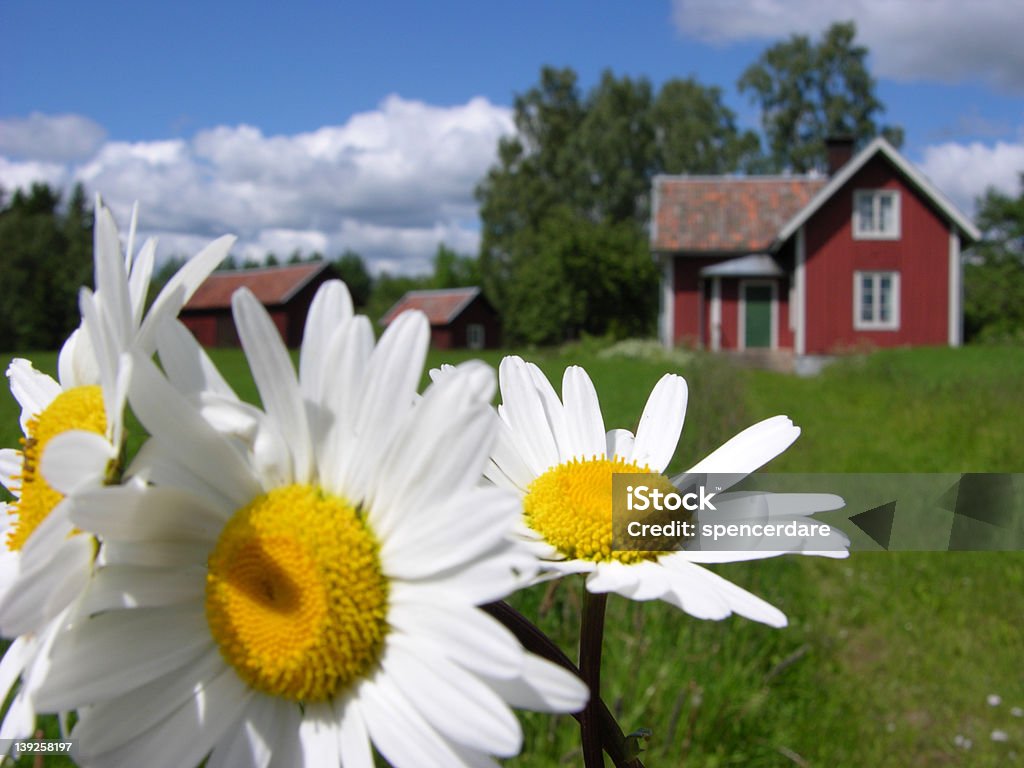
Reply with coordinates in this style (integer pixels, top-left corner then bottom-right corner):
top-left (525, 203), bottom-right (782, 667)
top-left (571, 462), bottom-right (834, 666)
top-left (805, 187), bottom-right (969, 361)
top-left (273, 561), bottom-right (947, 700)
top-left (381, 287), bottom-right (501, 350)
top-left (652, 138), bottom-right (981, 367)
top-left (181, 261), bottom-right (336, 347)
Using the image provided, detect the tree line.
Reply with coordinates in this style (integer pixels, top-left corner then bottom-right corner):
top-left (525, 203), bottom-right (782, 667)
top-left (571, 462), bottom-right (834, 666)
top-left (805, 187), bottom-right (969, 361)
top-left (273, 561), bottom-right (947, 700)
top-left (2, 22), bottom-right (1021, 351)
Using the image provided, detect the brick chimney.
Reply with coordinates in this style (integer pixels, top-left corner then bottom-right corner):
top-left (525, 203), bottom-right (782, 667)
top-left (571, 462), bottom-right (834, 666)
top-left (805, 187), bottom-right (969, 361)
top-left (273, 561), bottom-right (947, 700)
top-left (825, 136), bottom-right (855, 175)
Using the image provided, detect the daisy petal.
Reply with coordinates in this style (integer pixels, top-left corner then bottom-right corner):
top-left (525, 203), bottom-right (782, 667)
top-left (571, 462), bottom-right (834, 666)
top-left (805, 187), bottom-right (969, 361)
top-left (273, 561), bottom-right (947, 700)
top-left (136, 234), bottom-right (236, 354)
top-left (498, 357), bottom-right (560, 474)
top-left (71, 483), bottom-right (226, 543)
top-left (526, 362), bottom-right (573, 461)
top-left (35, 604), bottom-right (213, 711)
top-left (359, 673), bottom-right (468, 768)
top-left (337, 696), bottom-right (374, 768)
top-left (606, 428), bottom-right (635, 463)
top-left (632, 374), bottom-right (687, 472)
top-left (483, 653), bottom-right (589, 714)
top-left (0, 637), bottom-right (30, 709)
top-left (387, 593), bottom-right (524, 680)
top-left (71, 649), bottom-right (224, 757)
top-left (206, 693), bottom-right (282, 768)
top-left (685, 415), bottom-right (800, 478)
top-left (233, 288), bottom-right (312, 484)
top-left (128, 238), bottom-right (157, 327)
top-left (156, 320), bottom-right (238, 400)
top-left (298, 701), bottom-right (341, 767)
top-left (562, 366), bottom-right (606, 459)
top-left (40, 429), bottom-right (115, 494)
top-left (93, 204), bottom-right (133, 353)
top-left (6, 359), bottom-right (61, 432)
top-left (57, 327), bottom-right (95, 390)
top-left (266, 702), bottom-right (304, 768)
top-left (384, 639), bottom-right (522, 757)
top-left (299, 279), bottom-right (353, 406)
top-left (0, 690), bottom-right (34, 741)
top-left (128, 354), bottom-right (260, 508)
top-left (79, 663), bottom-right (251, 768)
top-left (0, 534), bottom-right (93, 637)
top-left (0, 448), bottom-right (20, 489)
top-left (380, 487), bottom-right (516, 579)
top-left (81, 565), bottom-right (205, 613)
top-left (660, 555), bottom-right (787, 627)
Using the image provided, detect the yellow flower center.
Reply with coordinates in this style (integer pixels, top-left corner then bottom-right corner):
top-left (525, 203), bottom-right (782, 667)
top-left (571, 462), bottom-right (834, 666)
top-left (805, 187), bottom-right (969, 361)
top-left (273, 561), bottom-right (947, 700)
top-left (205, 484), bottom-right (389, 702)
top-left (524, 456), bottom-right (677, 564)
top-left (8, 385), bottom-right (107, 551)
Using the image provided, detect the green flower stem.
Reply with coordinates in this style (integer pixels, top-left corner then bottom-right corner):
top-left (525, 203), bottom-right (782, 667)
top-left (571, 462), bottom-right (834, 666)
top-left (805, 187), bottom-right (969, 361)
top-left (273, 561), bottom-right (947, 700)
top-left (579, 589), bottom-right (608, 768)
top-left (482, 600), bottom-right (643, 767)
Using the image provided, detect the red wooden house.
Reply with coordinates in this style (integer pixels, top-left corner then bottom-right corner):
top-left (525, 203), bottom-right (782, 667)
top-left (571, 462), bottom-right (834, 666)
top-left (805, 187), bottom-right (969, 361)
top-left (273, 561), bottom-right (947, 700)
top-left (181, 261), bottom-right (336, 347)
top-left (652, 138), bottom-right (980, 364)
top-left (381, 287), bottom-right (501, 350)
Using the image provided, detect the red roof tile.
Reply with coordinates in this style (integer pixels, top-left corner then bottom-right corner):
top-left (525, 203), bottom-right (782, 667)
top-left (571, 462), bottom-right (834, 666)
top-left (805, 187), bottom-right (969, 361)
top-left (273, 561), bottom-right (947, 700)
top-left (184, 262), bottom-right (330, 310)
top-left (652, 176), bottom-right (827, 253)
top-left (381, 287), bottom-right (481, 326)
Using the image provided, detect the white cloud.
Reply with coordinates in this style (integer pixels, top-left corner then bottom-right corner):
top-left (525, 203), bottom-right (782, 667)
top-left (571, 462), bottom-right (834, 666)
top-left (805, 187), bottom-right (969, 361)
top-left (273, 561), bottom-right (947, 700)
top-left (672, 0), bottom-right (1024, 90)
top-left (0, 113), bottom-right (107, 162)
top-left (0, 157), bottom-right (69, 196)
top-left (0, 97), bottom-right (513, 274)
top-left (918, 140), bottom-right (1024, 215)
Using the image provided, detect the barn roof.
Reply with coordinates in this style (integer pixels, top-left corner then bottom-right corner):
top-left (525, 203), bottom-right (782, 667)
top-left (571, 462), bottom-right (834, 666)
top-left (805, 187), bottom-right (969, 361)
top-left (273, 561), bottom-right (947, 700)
top-left (381, 287), bottom-right (482, 326)
top-left (184, 261), bottom-right (332, 310)
top-left (651, 175), bottom-right (826, 253)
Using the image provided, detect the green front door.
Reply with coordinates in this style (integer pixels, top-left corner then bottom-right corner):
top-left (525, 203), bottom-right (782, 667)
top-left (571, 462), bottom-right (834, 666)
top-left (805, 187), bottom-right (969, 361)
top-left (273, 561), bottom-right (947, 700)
top-left (743, 284), bottom-right (772, 348)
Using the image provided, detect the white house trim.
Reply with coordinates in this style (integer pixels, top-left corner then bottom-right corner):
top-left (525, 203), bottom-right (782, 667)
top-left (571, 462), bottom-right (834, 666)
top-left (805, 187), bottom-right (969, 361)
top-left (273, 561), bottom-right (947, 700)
top-left (948, 230), bottom-right (961, 347)
top-left (853, 271), bottom-right (901, 331)
top-left (738, 279), bottom-right (779, 351)
top-left (710, 277), bottom-right (722, 352)
top-left (660, 255), bottom-right (674, 348)
top-left (697, 279), bottom-right (705, 349)
top-left (775, 137), bottom-right (981, 245)
top-left (795, 227), bottom-right (806, 355)
top-left (852, 189), bottom-right (901, 240)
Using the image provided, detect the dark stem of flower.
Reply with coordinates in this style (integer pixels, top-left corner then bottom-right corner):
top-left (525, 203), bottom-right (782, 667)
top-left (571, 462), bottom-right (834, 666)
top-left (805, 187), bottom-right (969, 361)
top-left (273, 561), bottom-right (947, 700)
top-left (579, 589), bottom-right (608, 768)
top-left (482, 600), bottom-right (643, 767)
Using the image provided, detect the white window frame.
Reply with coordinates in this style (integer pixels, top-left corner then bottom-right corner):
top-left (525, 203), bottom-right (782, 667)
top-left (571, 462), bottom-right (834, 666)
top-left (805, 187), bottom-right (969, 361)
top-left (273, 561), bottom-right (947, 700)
top-left (853, 271), bottom-right (900, 331)
top-left (466, 322), bottom-right (485, 350)
top-left (853, 189), bottom-right (901, 240)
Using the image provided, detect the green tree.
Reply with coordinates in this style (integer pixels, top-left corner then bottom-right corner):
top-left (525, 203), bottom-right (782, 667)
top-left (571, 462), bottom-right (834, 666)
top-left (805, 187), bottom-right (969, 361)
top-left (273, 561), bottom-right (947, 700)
top-left (652, 78), bottom-right (764, 175)
top-left (335, 249), bottom-right (373, 308)
top-left (964, 178), bottom-right (1024, 343)
top-left (739, 21), bottom-right (903, 172)
top-left (431, 244), bottom-right (481, 289)
top-left (0, 183), bottom-right (93, 352)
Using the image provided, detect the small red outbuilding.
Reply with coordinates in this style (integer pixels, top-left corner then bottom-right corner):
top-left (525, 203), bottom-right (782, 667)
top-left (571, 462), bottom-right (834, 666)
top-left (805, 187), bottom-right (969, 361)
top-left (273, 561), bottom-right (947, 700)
top-left (652, 138), bottom-right (981, 359)
top-left (180, 261), bottom-right (336, 347)
top-left (381, 287), bottom-right (501, 350)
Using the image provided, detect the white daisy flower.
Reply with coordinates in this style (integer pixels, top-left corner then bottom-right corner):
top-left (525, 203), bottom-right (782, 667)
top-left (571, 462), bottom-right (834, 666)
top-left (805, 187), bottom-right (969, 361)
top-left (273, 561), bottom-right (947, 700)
top-left (0, 200), bottom-right (233, 739)
top-left (35, 284), bottom-right (586, 768)
top-left (487, 355), bottom-right (848, 628)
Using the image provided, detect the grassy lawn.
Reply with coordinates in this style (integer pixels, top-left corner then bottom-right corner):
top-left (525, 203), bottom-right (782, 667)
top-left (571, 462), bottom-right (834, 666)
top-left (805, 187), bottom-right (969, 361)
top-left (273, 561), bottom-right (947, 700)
top-left (1, 344), bottom-right (1022, 766)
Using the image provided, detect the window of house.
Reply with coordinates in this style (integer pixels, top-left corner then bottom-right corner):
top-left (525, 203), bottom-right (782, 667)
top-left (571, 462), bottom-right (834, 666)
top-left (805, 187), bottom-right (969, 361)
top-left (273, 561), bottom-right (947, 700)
top-left (466, 323), bottom-right (485, 350)
top-left (854, 271), bottom-right (900, 330)
top-left (853, 189), bottom-right (900, 239)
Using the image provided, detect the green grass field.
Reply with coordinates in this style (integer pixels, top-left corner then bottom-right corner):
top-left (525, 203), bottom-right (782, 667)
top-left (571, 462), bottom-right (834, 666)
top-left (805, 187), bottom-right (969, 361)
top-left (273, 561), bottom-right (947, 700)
top-left (2, 344), bottom-right (1022, 766)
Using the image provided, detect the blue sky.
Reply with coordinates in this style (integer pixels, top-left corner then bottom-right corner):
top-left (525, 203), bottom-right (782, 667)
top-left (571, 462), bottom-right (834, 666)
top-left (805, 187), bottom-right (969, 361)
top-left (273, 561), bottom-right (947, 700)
top-left (2, 0), bottom-right (1022, 272)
